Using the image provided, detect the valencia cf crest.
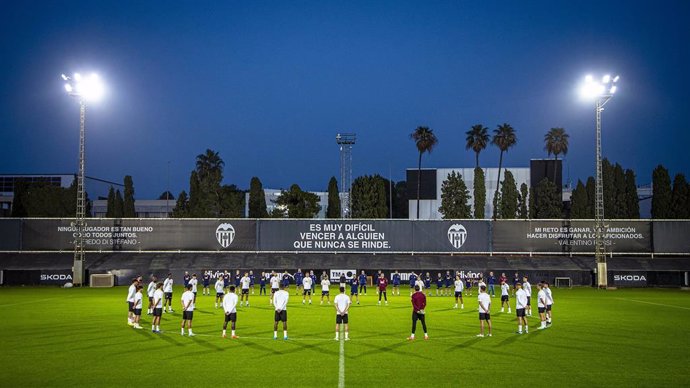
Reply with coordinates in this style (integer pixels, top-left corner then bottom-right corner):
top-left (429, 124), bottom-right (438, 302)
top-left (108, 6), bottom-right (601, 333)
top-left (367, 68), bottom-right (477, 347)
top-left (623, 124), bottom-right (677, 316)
top-left (447, 224), bottom-right (467, 249)
top-left (216, 223), bottom-right (235, 248)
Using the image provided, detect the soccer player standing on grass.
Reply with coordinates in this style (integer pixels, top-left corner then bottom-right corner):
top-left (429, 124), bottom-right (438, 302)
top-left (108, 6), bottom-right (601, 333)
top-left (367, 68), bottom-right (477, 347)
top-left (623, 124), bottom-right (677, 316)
top-left (488, 271), bottom-right (496, 297)
top-left (147, 276), bottom-right (157, 315)
top-left (444, 271), bottom-right (453, 296)
top-left (392, 270), bottom-right (401, 296)
top-left (183, 271), bottom-right (190, 288)
top-left (240, 272), bottom-right (251, 307)
top-left (436, 273), bottom-right (443, 296)
top-left (189, 274), bottom-right (198, 302)
top-left (377, 273), bottom-right (388, 305)
top-left (294, 269), bottom-right (304, 296)
top-left (223, 270), bottom-right (230, 294)
top-left (249, 270), bottom-right (256, 295)
top-left (302, 274), bottom-right (313, 304)
top-left (259, 272), bottom-right (267, 295)
top-left (537, 283), bottom-right (547, 330)
top-left (126, 278), bottom-right (138, 326)
top-left (152, 282), bottom-right (164, 333)
top-left (477, 285), bottom-right (492, 337)
top-left (512, 272), bottom-right (520, 296)
top-left (522, 276), bottom-right (532, 317)
top-left (453, 275), bottom-right (464, 309)
top-left (350, 276), bottom-right (360, 304)
top-left (180, 284), bottom-right (195, 336)
top-left (409, 271), bottom-right (418, 296)
top-left (408, 285), bottom-right (428, 340)
top-left (424, 272), bottom-right (432, 295)
top-left (339, 273), bottom-right (347, 289)
top-left (358, 270), bottom-right (367, 295)
top-left (222, 285), bottom-right (239, 339)
top-left (515, 283), bottom-right (529, 334)
top-left (202, 272), bottom-right (211, 296)
top-left (163, 273), bottom-right (174, 313)
top-left (214, 276), bottom-right (225, 308)
top-left (334, 287), bottom-right (351, 341)
top-left (544, 281), bottom-right (553, 326)
top-left (270, 271), bottom-right (280, 305)
top-left (273, 284), bottom-right (289, 340)
top-left (321, 277), bottom-right (331, 305)
top-left (132, 285), bottom-right (144, 329)
top-left (500, 280), bottom-right (511, 313)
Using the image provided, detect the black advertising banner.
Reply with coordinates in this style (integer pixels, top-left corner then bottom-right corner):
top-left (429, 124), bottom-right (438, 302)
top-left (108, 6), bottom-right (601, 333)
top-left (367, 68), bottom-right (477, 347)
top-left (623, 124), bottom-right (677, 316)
top-left (652, 221), bottom-right (690, 254)
top-left (21, 219), bottom-right (256, 251)
top-left (609, 271), bottom-right (648, 287)
top-left (258, 220), bottom-right (413, 252)
top-left (412, 220), bottom-right (491, 253)
top-left (0, 219), bottom-right (21, 250)
top-left (492, 220), bottom-right (652, 253)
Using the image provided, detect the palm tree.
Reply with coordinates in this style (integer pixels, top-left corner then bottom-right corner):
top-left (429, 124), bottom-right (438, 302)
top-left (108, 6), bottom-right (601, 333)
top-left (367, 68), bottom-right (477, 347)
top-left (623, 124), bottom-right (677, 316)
top-left (195, 149), bottom-right (224, 181)
top-left (544, 127), bottom-right (569, 187)
top-left (491, 123), bottom-right (517, 219)
top-left (410, 126), bottom-right (438, 219)
top-left (465, 124), bottom-right (490, 168)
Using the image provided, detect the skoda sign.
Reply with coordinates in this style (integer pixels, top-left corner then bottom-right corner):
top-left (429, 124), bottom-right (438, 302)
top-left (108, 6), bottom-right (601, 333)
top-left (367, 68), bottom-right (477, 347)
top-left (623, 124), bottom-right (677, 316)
top-left (215, 223), bottom-right (235, 249)
top-left (447, 224), bottom-right (468, 249)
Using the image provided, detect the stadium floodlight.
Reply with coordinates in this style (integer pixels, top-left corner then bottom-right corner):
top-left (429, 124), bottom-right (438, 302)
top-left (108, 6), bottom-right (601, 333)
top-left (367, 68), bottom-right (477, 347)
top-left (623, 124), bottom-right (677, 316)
top-left (578, 73), bottom-right (620, 289)
top-left (61, 71), bottom-right (106, 286)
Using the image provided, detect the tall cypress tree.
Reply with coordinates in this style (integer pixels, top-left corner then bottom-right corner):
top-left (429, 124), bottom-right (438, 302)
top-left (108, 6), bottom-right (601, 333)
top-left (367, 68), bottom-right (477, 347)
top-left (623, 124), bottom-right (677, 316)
top-left (518, 183), bottom-right (529, 219)
top-left (326, 177), bottom-right (341, 218)
top-left (499, 170), bottom-right (519, 219)
top-left (114, 189), bottom-right (124, 218)
top-left (123, 175), bottom-right (136, 217)
top-left (172, 191), bottom-right (189, 217)
top-left (602, 159), bottom-right (616, 218)
top-left (585, 176), bottom-right (596, 218)
top-left (624, 169), bottom-right (640, 219)
top-left (612, 163), bottom-right (627, 218)
top-left (651, 165), bottom-right (672, 219)
top-left (473, 167), bottom-right (486, 218)
top-left (248, 177), bottom-right (269, 218)
top-left (670, 174), bottom-right (689, 219)
top-left (106, 186), bottom-right (116, 217)
top-left (570, 180), bottom-right (588, 219)
top-left (535, 178), bottom-right (561, 218)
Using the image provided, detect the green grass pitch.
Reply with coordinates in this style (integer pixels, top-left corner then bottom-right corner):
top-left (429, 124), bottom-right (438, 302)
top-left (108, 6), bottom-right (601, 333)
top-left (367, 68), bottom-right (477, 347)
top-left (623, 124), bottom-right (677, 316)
top-left (1, 285), bottom-right (689, 387)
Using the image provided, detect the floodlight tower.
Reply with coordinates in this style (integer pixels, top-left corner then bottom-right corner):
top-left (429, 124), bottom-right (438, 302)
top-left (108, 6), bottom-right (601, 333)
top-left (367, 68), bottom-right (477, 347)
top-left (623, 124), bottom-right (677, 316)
top-left (336, 133), bottom-right (356, 218)
top-left (579, 74), bottom-right (619, 289)
top-left (62, 72), bottom-right (105, 286)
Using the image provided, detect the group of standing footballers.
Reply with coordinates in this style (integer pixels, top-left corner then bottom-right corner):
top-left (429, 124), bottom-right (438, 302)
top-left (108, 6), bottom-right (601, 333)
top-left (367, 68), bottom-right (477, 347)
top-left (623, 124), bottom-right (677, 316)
top-left (124, 269), bottom-right (554, 340)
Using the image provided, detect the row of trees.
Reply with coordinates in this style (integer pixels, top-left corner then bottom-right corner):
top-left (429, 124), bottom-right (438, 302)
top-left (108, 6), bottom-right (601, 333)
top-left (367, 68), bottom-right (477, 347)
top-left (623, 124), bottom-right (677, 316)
top-left (651, 165), bottom-right (690, 219)
top-left (172, 149), bottom-right (410, 219)
top-left (10, 179), bottom-right (92, 217)
top-left (105, 176), bottom-right (136, 218)
top-left (433, 124), bottom-right (569, 219)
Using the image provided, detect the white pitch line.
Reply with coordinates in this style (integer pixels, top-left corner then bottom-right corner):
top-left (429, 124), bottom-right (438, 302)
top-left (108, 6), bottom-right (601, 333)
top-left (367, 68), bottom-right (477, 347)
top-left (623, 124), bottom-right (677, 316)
top-left (0, 297), bottom-right (63, 308)
top-left (615, 298), bottom-right (690, 311)
top-left (338, 338), bottom-right (345, 388)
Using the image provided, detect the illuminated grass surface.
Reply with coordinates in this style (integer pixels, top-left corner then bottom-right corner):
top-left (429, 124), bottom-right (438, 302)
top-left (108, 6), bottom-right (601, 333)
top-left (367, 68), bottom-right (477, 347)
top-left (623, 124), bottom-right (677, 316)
top-left (1, 286), bottom-right (689, 387)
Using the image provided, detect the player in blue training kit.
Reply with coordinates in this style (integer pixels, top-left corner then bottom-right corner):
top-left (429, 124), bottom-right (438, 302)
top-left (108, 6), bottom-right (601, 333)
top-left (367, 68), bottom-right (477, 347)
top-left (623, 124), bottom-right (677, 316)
top-left (183, 271), bottom-right (191, 288)
top-left (409, 272), bottom-right (417, 296)
top-left (444, 271), bottom-right (453, 296)
top-left (249, 271), bottom-right (256, 295)
top-left (349, 277), bottom-right (360, 304)
top-left (436, 273), bottom-right (444, 296)
top-left (392, 270), bottom-right (401, 296)
top-left (294, 269), bottom-right (304, 296)
top-left (487, 271), bottom-right (496, 297)
top-left (202, 272), bottom-right (211, 296)
top-left (234, 270), bottom-right (242, 290)
top-left (358, 271), bottom-right (367, 295)
top-left (223, 271), bottom-right (231, 294)
top-left (259, 272), bottom-right (267, 295)
top-left (282, 271), bottom-right (293, 293)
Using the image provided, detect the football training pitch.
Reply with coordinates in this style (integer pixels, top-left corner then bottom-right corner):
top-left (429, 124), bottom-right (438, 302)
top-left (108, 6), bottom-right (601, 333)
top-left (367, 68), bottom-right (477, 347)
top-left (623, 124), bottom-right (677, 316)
top-left (1, 286), bottom-right (688, 387)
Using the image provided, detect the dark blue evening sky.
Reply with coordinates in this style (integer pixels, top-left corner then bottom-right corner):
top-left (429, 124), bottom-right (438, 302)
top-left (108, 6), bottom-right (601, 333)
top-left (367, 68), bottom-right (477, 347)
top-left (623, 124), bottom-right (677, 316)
top-left (1, 1), bottom-right (688, 199)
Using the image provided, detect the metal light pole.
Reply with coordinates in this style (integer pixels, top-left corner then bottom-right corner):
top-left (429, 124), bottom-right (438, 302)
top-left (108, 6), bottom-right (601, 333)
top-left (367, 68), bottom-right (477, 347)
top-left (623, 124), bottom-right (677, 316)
top-left (580, 74), bottom-right (619, 289)
top-left (336, 133), bottom-right (356, 218)
top-left (62, 72), bottom-right (104, 286)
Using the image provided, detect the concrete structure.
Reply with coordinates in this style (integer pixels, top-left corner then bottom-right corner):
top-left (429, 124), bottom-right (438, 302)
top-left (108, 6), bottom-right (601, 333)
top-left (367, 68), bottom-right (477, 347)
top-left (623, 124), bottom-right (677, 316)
top-left (91, 199), bottom-right (173, 218)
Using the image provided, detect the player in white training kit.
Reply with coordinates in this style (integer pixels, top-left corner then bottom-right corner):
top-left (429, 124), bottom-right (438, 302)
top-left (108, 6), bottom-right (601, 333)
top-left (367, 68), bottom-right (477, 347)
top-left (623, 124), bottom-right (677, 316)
top-left (222, 285), bottom-right (239, 339)
top-left (515, 283), bottom-right (529, 334)
top-left (132, 285), bottom-right (144, 329)
top-left (302, 275), bottom-right (313, 304)
top-left (146, 276), bottom-right (157, 315)
top-left (163, 273), bottom-right (174, 313)
top-left (477, 285), bottom-right (492, 337)
top-left (240, 273), bottom-right (251, 307)
top-left (544, 281), bottom-right (554, 326)
top-left (334, 287), bottom-right (351, 341)
top-left (269, 272), bottom-right (281, 305)
top-left (522, 276), bottom-right (532, 317)
top-left (214, 277), bottom-right (225, 308)
top-left (453, 275), bottom-right (464, 309)
top-left (180, 284), bottom-right (195, 336)
top-left (126, 278), bottom-right (138, 326)
top-left (320, 278), bottom-right (331, 305)
top-left (500, 280), bottom-right (511, 313)
top-left (189, 274), bottom-right (198, 302)
top-left (273, 284), bottom-right (290, 340)
top-left (151, 282), bottom-right (164, 333)
top-left (537, 283), bottom-right (548, 329)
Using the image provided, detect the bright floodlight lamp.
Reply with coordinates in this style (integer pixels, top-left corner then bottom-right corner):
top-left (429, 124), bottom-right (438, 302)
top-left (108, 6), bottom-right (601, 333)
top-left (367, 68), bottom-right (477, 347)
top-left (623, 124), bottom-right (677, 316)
top-left (579, 73), bottom-right (620, 289)
top-left (61, 71), bottom-right (105, 286)
top-left (63, 72), bottom-right (105, 103)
